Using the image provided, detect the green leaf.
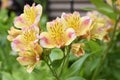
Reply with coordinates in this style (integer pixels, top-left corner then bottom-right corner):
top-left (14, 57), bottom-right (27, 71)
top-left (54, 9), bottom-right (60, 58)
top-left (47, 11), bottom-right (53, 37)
top-left (40, 14), bottom-right (48, 31)
top-left (64, 54), bottom-right (90, 78)
top-left (65, 76), bottom-right (86, 80)
top-left (50, 48), bottom-right (64, 61)
top-left (80, 7), bottom-right (96, 11)
top-left (90, 0), bottom-right (117, 20)
top-left (1, 72), bottom-right (13, 80)
top-left (85, 40), bottom-right (102, 54)
top-left (0, 9), bottom-right (8, 23)
top-left (51, 59), bottom-right (62, 69)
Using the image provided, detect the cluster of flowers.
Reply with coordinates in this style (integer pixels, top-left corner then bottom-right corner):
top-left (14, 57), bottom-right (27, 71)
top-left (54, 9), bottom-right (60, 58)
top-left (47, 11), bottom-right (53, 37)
top-left (7, 4), bottom-right (113, 73)
top-left (107, 0), bottom-right (120, 10)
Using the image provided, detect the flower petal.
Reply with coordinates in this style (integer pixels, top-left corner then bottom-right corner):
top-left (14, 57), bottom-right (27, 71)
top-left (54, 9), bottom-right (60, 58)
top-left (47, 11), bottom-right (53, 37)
top-left (14, 4), bottom-right (42, 28)
top-left (79, 16), bottom-right (92, 35)
top-left (17, 56), bottom-right (35, 66)
top-left (40, 32), bottom-right (56, 48)
top-left (34, 4), bottom-right (42, 25)
top-left (26, 64), bottom-right (35, 73)
top-left (65, 28), bottom-right (76, 45)
top-left (14, 16), bottom-right (26, 28)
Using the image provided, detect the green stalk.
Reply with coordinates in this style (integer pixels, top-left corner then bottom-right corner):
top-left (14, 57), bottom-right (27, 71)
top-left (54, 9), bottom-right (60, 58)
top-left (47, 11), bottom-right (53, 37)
top-left (59, 46), bottom-right (68, 76)
top-left (91, 15), bottom-right (120, 80)
top-left (44, 55), bottom-right (60, 80)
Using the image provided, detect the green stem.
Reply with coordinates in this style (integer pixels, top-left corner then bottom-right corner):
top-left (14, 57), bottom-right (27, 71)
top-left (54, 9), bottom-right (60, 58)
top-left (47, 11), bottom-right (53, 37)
top-left (59, 47), bottom-right (68, 76)
top-left (91, 15), bottom-right (120, 80)
top-left (59, 46), bottom-right (70, 77)
top-left (48, 56), bottom-right (59, 80)
top-left (44, 55), bottom-right (60, 80)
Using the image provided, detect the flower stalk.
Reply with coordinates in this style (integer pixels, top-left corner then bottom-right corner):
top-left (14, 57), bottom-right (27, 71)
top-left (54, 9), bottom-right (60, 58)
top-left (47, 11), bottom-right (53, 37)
top-left (91, 15), bottom-right (120, 80)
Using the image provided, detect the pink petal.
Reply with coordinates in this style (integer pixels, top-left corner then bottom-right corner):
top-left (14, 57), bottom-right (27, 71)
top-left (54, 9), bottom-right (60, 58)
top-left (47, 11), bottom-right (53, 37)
top-left (65, 28), bottom-right (76, 45)
top-left (79, 16), bottom-right (92, 35)
top-left (40, 32), bottom-right (56, 48)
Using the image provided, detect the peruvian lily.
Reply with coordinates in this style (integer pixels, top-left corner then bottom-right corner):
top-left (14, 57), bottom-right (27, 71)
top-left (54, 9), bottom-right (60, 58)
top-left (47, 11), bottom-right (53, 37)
top-left (14, 3), bottom-right (42, 29)
top-left (7, 27), bottom-right (21, 41)
top-left (39, 17), bottom-right (76, 48)
top-left (17, 43), bottom-right (43, 73)
top-left (1, 0), bottom-right (13, 9)
top-left (71, 43), bottom-right (85, 57)
top-left (61, 11), bottom-right (92, 36)
top-left (11, 25), bottom-right (39, 52)
top-left (86, 11), bottom-right (112, 41)
top-left (106, 0), bottom-right (120, 10)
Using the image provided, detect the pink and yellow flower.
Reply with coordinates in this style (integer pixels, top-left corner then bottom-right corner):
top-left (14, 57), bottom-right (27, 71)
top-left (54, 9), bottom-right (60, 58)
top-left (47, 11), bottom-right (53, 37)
top-left (1, 0), bottom-right (13, 9)
top-left (86, 11), bottom-right (112, 41)
top-left (71, 43), bottom-right (85, 57)
top-left (14, 4), bottom-right (42, 29)
top-left (106, 0), bottom-right (120, 10)
top-left (106, 0), bottom-right (112, 6)
top-left (12, 25), bottom-right (39, 52)
top-left (39, 17), bottom-right (76, 48)
top-left (116, 0), bottom-right (120, 10)
top-left (7, 27), bottom-right (21, 41)
top-left (61, 11), bottom-right (92, 36)
top-left (17, 43), bottom-right (43, 73)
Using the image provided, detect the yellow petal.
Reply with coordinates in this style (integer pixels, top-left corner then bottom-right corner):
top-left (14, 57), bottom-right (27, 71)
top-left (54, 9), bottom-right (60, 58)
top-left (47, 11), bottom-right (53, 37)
top-left (65, 28), bottom-right (76, 45)
top-left (106, 0), bottom-right (112, 6)
top-left (40, 32), bottom-right (56, 48)
top-left (40, 17), bottom-right (76, 48)
top-left (79, 16), bottom-right (92, 36)
top-left (11, 26), bottom-right (39, 51)
top-left (14, 16), bottom-right (26, 28)
top-left (11, 35), bottom-right (28, 51)
top-left (61, 11), bottom-right (81, 36)
top-left (26, 64), bottom-right (35, 73)
top-left (71, 43), bottom-right (85, 57)
top-left (7, 27), bottom-right (21, 41)
top-left (17, 56), bottom-right (35, 66)
top-left (14, 4), bottom-right (42, 28)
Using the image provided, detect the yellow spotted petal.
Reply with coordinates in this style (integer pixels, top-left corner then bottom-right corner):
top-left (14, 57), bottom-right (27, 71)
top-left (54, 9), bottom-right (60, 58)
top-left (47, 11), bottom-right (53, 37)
top-left (17, 56), bottom-right (35, 66)
top-left (71, 43), bottom-right (85, 57)
top-left (40, 32), bottom-right (56, 48)
top-left (79, 16), bottom-right (92, 36)
top-left (17, 43), bottom-right (42, 73)
top-left (17, 49), bottom-right (41, 73)
top-left (62, 11), bottom-right (81, 36)
top-left (86, 11), bottom-right (112, 41)
top-left (14, 4), bottom-right (42, 28)
top-left (26, 64), bottom-right (35, 73)
top-left (7, 27), bottom-right (21, 41)
top-left (106, 0), bottom-right (112, 6)
top-left (62, 11), bottom-right (92, 36)
top-left (65, 28), bottom-right (76, 46)
top-left (12, 26), bottom-right (39, 51)
top-left (40, 17), bottom-right (76, 48)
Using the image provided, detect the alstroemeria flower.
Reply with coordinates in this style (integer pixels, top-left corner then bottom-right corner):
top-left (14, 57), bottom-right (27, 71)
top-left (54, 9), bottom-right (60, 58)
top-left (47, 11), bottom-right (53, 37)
top-left (39, 17), bottom-right (76, 48)
top-left (7, 27), bottom-right (21, 41)
top-left (14, 3), bottom-right (42, 29)
top-left (116, 0), bottom-right (120, 10)
top-left (106, 0), bottom-right (120, 10)
top-left (61, 11), bottom-right (92, 36)
top-left (86, 11), bottom-right (112, 41)
top-left (1, 0), bottom-right (13, 9)
top-left (106, 0), bottom-right (112, 6)
top-left (12, 25), bottom-right (39, 52)
top-left (17, 43), bottom-right (43, 73)
top-left (71, 43), bottom-right (85, 57)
